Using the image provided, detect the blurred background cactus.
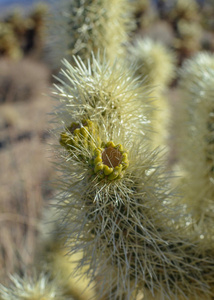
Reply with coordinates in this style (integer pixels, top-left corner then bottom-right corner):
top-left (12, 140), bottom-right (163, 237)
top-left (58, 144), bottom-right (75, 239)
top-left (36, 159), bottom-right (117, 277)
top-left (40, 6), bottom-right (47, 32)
top-left (48, 0), bottom-right (135, 67)
top-left (0, 0), bottom-right (214, 299)
top-left (128, 38), bottom-right (176, 149)
top-left (173, 52), bottom-right (214, 248)
top-left (1, 3), bottom-right (48, 60)
top-left (0, 22), bottom-right (22, 59)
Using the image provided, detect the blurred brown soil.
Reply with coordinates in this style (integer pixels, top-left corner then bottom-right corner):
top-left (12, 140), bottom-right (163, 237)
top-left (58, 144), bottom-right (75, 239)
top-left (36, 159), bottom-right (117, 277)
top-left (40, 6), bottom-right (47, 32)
top-left (0, 57), bottom-right (54, 284)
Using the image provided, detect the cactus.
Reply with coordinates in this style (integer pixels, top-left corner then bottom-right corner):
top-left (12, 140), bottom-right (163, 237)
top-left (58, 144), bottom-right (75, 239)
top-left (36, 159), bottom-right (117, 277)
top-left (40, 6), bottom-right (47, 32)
top-left (52, 54), bottom-right (214, 299)
top-left (174, 52), bottom-right (214, 247)
top-left (2, 2), bottom-right (214, 299)
top-left (25, 3), bottom-right (48, 57)
top-left (173, 19), bottom-right (202, 60)
top-left (36, 207), bottom-right (97, 300)
top-left (52, 54), bottom-right (151, 137)
top-left (167, 0), bottom-right (202, 63)
top-left (4, 9), bottom-right (27, 47)
top-left (48, 0), bottom-right (134, 66)
top-left (128, 38), bottom-right (176, 149)
top-left (169, 0), bottom-right (199, 23)
top-left (131, 0), bottom-right (155, 31)
top-left (128, 38), bottom-right (176, 93)
top-left (0, 22), bottom-right (22, 59)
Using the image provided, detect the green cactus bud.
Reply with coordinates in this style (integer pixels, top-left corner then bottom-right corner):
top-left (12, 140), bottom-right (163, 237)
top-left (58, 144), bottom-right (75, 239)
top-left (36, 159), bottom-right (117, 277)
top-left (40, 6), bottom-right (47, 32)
top-left (60, 119), bottom-right (100, 161)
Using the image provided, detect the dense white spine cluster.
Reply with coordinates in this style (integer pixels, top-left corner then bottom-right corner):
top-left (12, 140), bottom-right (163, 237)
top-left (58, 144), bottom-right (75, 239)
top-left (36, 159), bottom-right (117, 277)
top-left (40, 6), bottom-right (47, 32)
top-left (0, 273), bottom-right (67, 300)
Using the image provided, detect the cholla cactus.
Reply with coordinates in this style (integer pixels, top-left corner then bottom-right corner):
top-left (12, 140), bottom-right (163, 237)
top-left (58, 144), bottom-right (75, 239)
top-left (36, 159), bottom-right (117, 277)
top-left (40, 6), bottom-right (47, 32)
top-left (128, 38), bottom-right (176, 148)
top-left (168, 0), bottom-right (202, 63)
top-left (131, 0), bottom-right (156, 31)
top-left (36, 206), bottom-right (97, 300)
top-left (0, 273), bottom-right (67, 300)
top-left (173, 20), bottom-right (202, 59)
top-left (129, 38), bottom-right (176, 93)
top-left (175, 52), bottom-right (214, 247)
top-left (26, 3), bottom-right (48, 57)
top-left (48, 0), bottom-right (134, 66)
top-left (52, 54), bottom-right (151, 136)
top-left (0, 22), bottom-right (22, 59)
top-left (5, 9), bottom-right (27, 41)
top-left (169, 0), bottom-right (199, 22)
top-left (52, 54), bottom-right (214, 299)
